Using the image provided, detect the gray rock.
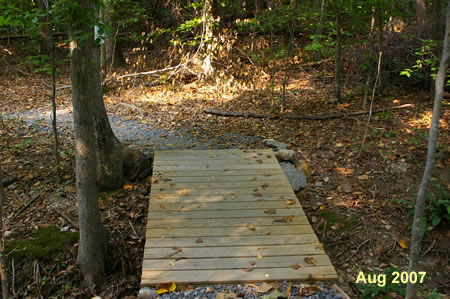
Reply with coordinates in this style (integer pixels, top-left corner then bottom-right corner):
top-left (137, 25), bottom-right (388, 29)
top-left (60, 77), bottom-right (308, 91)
top-left (275, 149), bottom-right (297, 163)
top-left (263, 138), bottom-right (288, 150)
top-left (138, 287), bottom-right (158, 299)
top-left (280, 162), bottom-right (307, 191)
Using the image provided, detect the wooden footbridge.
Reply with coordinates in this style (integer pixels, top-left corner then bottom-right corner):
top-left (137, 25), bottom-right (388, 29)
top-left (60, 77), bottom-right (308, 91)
top-left (142, 149), bottom-right (337, 285)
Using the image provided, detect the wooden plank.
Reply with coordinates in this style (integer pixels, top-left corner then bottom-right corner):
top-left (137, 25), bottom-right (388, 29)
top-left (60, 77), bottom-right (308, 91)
top-left (153, 158), bottom-right (275, 165)
top-left (152, 180), bottom-right (290, 190)
top-left (149, 200), bottom-right (301, 212)
top-left (148, 208), bottom-right (304, 220)
top-left (141, 267), bottom-right (338, 285)
top-left (144, 235), bottom-right (319, 247)
top-left (143, 255), bottom-right (332, 271)
top-left (149, 194), bottom-right (296, 203)
top-left (144, 244), bottom-right (326, 259)
top-left (152, 174), bottom-right (288, 183)
top-left (151, 186), bottom-right (292, 196)
top-left (146, 225), bottom-right (314, 238)
top-left (154, 169), bottom-right (285, 177)
top-left (155, 149), bottom-right (274, 156)
top-left (146, 216), bottom-right (310, 228)
top-left (155, 164), bottom-right (281, 171)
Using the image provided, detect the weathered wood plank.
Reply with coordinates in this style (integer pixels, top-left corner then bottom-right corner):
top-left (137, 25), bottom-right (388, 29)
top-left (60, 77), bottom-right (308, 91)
top-left (149, 200), bottom-right (301, 212)
top-left (144, 234), bottom-right (319, 247)
top-left (149, 194), bottom-right (295, 203)
top-left (153, 157), bottom-right (275, 165)
top-left (147, 208), bottom-right (304, 220)
top-left (151, 186), bottom-right (293, 196)
top-left (143, 255), bottom-right (332, 270)
top-left (141, 267), bottom-right (338, 284)
top-left (144, 244), bottom-right (326, 259)
top-left (146, 225), bottom-right (314, 238)
top-left (155, 164), bottom-right (281, 171)
top-left (152, 180), bottom-right (291, 190)
top-left (154, 169), bottom-right (285, 177)
top-left (152, 174), bottom-right (288, 183)
top-left (146, 216), bottom-right (310, 228)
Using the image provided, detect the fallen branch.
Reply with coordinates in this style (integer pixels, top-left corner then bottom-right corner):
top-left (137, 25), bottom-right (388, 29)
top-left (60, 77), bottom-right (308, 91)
top-left (106, 65), bottom-right (181, 81)
top-left (49, 207), bottom-right (79, 228)
top-left (8, 191), bottom-right (43, 222)
top-left (203, 104), bottom-right (414, 120)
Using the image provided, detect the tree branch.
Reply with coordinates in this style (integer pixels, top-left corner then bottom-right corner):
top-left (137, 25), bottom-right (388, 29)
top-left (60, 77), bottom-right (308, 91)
top-left (203, 104), bottom-right (414, 120)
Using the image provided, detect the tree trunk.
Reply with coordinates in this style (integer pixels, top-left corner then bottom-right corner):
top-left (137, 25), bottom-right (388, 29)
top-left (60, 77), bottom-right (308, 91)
top-left (0, 179), bottom-right (10, 298)
top-left (69, 0), bottom-right (107, 290)
top-left (406, 2), bottom-right (450, 298)
top-left (431, 0), bottom-right (443, 41)
top-left (37, 0), bottom-right (51, 56)
top-left (104, 1), bottom-right (125, 69)
top-left (201, 0), bottom-right (215, 80)
top-left (415, 0), bottom-right (429, 38)
top-left (334, 0), bottom-right (342, 103)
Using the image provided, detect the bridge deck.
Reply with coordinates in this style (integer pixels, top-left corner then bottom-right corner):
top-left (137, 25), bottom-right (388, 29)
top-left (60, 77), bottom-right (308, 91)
top-left (142, 149), bottom-right (338, 285)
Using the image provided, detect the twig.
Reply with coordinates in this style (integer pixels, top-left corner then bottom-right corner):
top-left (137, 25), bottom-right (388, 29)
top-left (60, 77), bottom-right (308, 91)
top-left (203, 103), bottom-right (413, 120)
top-left (421, 239), bottom-right (436, 257)
top-left (49, 207), bottom-right (79, 228)
top-left (358, 52), bottom-right (383, 157)
top-left (8, 191), bottom-right (43, 222)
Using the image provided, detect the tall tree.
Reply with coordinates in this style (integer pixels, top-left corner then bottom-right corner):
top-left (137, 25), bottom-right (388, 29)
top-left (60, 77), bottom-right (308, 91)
top-left (415, 0), bottom-right (429, 37)
top-left (431, 0), bottom-right (443, 41)
top-left (406, 2), bottom-right (450, 298)
top-left (37, 0), bottom-right (51, 56)
top-left (69, 0), bottom-right (108, 289)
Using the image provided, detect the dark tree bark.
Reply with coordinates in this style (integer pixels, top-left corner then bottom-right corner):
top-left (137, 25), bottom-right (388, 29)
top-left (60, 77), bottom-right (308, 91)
top-left (415, 0), bottom-right (429, 37)
top-left (432, 0), bottom-right (443, 41)
top-left (37, 0), bottom-right (51, 56)
top-left (406, 2), bottom-right (450, 298)
top-left (69, 0), bottom-right (108, 290)
top-left (334, 0), bottom-right (342, 103)
top-left (103, 1), bottom-right (125, 69)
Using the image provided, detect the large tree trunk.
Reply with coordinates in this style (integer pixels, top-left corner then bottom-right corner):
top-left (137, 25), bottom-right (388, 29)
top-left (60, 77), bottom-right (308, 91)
top-left (69, 0), bottom-right (108, 290)
top-left (415, 0), bottom-right (429, 37)
top-left (406, 2), bottom-right (450, 298)
top-left (37, 0), bottom-right (51, 56)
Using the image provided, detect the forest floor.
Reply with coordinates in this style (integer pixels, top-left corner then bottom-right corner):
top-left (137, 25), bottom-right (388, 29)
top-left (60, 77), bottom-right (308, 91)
top-left (0, 42), bottom-right (449, 298)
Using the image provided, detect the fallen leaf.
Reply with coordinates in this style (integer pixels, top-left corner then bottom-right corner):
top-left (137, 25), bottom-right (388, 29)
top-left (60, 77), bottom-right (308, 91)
top-left (249, 261), bottom-right (256, 266)
top-left (255, 282), bottom-right (273, 293)
top-left (257, 252), bottom-right (263, 260)
top-left (157, 195), bottom-right (163, 199)
top-left (253, 192), bottom-right (263, 197)
top-left (264, 209), bottom-right (276, 214)
top-left (291, 264), bottom-right (301, 270)
top-left (260, 290), bottom-right (287, 299)
top-left (248, 176), bottom-right (257, 181)
top-left (397, 238), bottom-right (408, 249)
top-left (195, 238), bottom-right (203, 243)
top-left (358, 174), bottom-right (369, 180)
top-left (180, 189), bottom-right (189, 196)
top-left (285, 199), bottom-right (296, 205)
top-left (156, 282), bottom-right (176, 294)
top-left (336, 142), bottom-right (344, 147)
top-left (247, 224), bottom-right (256, 231)
top-left (261, 183), bottom-right (269, 189)
top-left (323, 177), bottom-right (329, 182)
top-left (244, 268), bottom-right (254, 272)
top-left (172, 247), bottom-right (182, 251)
top-left (169, 260), bottom-right (176, 267)
top-left (123, 184), bottom-right (133, 190)
top-left (304, 257), bottom-right (316, 265)
top-left (215, 293), bottom-right (225, 299)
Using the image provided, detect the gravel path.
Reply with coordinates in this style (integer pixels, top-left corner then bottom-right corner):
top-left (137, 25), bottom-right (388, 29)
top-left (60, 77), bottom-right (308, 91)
top-left (3, 108), bottom-right (263, 151)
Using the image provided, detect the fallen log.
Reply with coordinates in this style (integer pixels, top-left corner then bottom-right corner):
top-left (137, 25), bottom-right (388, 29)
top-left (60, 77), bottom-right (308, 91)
top-left (203, 104), bottom-right (414, 120)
